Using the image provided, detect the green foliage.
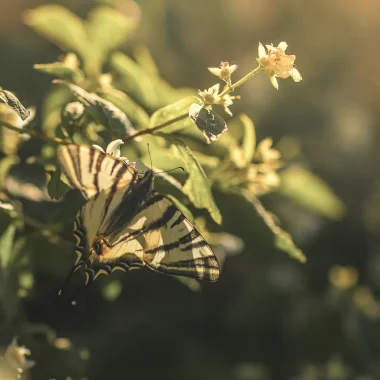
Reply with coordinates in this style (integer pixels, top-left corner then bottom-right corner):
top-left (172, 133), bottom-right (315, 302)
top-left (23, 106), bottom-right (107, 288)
top-left (0, 223), bottom-right (17, 269)
top-left (56, 80), bottom-right (136, 137)
top-left (279, 167), bottom-right (345, 220)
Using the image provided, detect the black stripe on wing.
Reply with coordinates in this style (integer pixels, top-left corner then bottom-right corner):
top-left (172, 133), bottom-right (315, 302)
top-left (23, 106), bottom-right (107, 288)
top-left (147, 257), bottom-right (219, 282)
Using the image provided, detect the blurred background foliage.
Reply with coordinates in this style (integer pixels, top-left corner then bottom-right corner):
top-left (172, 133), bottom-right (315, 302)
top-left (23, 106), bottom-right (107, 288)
top-left (0, 0), bottom-right (379, 379)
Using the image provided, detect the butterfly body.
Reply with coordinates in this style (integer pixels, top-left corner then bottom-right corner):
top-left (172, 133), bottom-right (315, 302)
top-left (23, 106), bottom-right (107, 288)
top-left (57, 144), bottom-right (220, 285)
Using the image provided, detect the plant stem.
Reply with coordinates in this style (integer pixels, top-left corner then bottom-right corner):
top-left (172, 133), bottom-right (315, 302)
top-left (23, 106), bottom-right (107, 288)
top-left (219, 66), bottom-right (261, 97)
top-left (123, 113), bottom-right (188, 142)
top-left (0, 120), bottom-right (67, 145)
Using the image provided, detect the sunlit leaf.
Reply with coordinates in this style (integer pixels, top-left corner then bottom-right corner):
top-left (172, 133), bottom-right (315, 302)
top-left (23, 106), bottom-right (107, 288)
top-left (24, 5), bottom-right (88, 56)
top-left (34, 62), bottom-right (84, 83)
top-left (150, 97), bottom-right (202, 134)
top-left (110, 52), bottom-right (190, 111)
top-left (0, 90), bottom-right (30, 120)
top-left (0, 156), bottom-right (19, 189)
top-left (0, 223), bottom-right (16, 269)
top-left (164, 194), bottom-right (194, 222)
top-left (86, 6), bottom-right (136, 59)
top-left (240, 114), bottom-right (256, 163)
top-left (100, 88), bottom-right (149, 130)
top-left (47, 167), bottom-right (71, 199)
top-left (110, 52), bottom-right (161, 110)
top-left (279, 167), bottom-right (345, 220)
top-left (55, 81), bottom-right (136, 137)
top-left (133, 45), bottom-right (160, 77)
top-left (229, 114), bottom-right (256, 168)
top-left (169, 138), bottom-right (222, 224)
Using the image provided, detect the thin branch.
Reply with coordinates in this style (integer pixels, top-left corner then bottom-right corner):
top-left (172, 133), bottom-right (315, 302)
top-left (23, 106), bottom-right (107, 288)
top-left (0, 120), bottom-right (67, 145)
top-left (123, 113), bottom-right (188, 142)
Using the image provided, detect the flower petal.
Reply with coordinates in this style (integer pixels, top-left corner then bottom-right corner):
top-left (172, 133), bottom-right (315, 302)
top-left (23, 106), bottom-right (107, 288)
top-left (208, 67), bottom-right (222, 77)
top-left (278, 41), bottom-right (288, 51)
top-left (106, 139), bottom-right (124, 158)
top-left (258, 42), bottom-right (266, 59)
top-left (269, 75), bottom-right (279, 90)
top-left (91, 145), bottom-right (105, 153)
top-left (291, 67), bottom-right (302, 82)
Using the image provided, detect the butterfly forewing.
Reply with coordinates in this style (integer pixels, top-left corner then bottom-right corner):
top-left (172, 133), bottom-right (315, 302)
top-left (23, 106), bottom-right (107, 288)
top-left (57, 144), bottom-right (138, 200)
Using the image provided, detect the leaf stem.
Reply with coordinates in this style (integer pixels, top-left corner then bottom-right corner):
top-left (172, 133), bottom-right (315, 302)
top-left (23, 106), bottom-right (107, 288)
top-left (0, 120), bottom-right (68, 145)
top-left (123, 113), bottom-right (188, 142)
top-left (219, 66), bottom-right (261, 97)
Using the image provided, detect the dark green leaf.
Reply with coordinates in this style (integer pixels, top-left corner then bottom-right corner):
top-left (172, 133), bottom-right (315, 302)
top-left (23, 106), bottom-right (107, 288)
top-left (169, 138), bottom-right (222, 224)
top-left (241, 190), bottom-right (307, 263)
top-left (47, 167), bottom-right (71, 199)
top-left (0, 223), bottom-right (16, 269)
top-left (0, 90), bottom-right (30, 120)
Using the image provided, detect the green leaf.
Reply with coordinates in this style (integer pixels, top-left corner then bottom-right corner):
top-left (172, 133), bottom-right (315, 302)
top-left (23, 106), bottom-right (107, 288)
top-left (240, 114), bottom-right (256, 163)
top-left (110, 52), bottom-right (161, 110)
top-left (169, 139), bottom-right (222, 224)
top-left (86, 6), bottom-right (136, 59)
top-left (47, 167), bottom-right (71, 199)
top-left (55, 81), bottom-right (136, 137)
top-left (34, 62), bottom-right (84, 83)
top-left (241, 190), bottom-right (307, 263)
top-left (229, 114), bottom-right (256, 168)
top-left (133, 45), bottom-right (160, 77)
top-left (279, 167), bottom-right (345, 220)
top-left (150, 97), bottom-right (202, 134)
top-left (0, 155), bottom-right (19, 189)
top-left (0, 90), bottom-right (30, 120)
top-left (41, 85), bottom-right (73, 137)
top-left (164, 194), bottom-right (194, 222)
top-left (24, 5), bottom-right (88, 56)
top-left (100, 88), bottom-right (149, 130)
top-left (0, 223), bottom-right (16, 269)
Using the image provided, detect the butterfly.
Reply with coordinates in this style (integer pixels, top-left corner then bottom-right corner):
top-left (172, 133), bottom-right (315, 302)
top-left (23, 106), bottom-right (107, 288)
top-left (57, 144), bottom-right (220, 286)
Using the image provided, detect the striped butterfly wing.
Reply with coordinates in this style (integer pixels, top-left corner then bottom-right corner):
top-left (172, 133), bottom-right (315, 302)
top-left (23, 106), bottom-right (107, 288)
top-left (57, 144), bottom-right (138, 200)
top-left (57, 144), bottom-right (140, 268)
top-left (57, 144), bottom-right (220, 284)
top-left (86, 191), bottom-right (219, 283)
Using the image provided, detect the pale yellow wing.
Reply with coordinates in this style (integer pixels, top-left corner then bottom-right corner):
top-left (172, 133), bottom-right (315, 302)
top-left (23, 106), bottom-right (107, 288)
top-left (57, 144), bottom-right (137, 200)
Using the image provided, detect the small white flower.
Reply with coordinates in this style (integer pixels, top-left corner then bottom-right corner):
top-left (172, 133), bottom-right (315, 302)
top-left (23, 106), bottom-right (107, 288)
top-left (198, 83), bottom-right (222, 105)
top-left (92, 139), bottom-right (129, 162)
top-left (257, 41), bottom-right (302, 90)
top-left (208, 61), bottom-right (238, 81)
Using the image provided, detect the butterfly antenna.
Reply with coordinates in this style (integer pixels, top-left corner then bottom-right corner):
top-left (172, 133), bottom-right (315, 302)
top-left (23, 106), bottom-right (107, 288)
top-left (147, 143), bottom-right (153, 169)
top-left (155, 166), bottom-right (185, 175)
